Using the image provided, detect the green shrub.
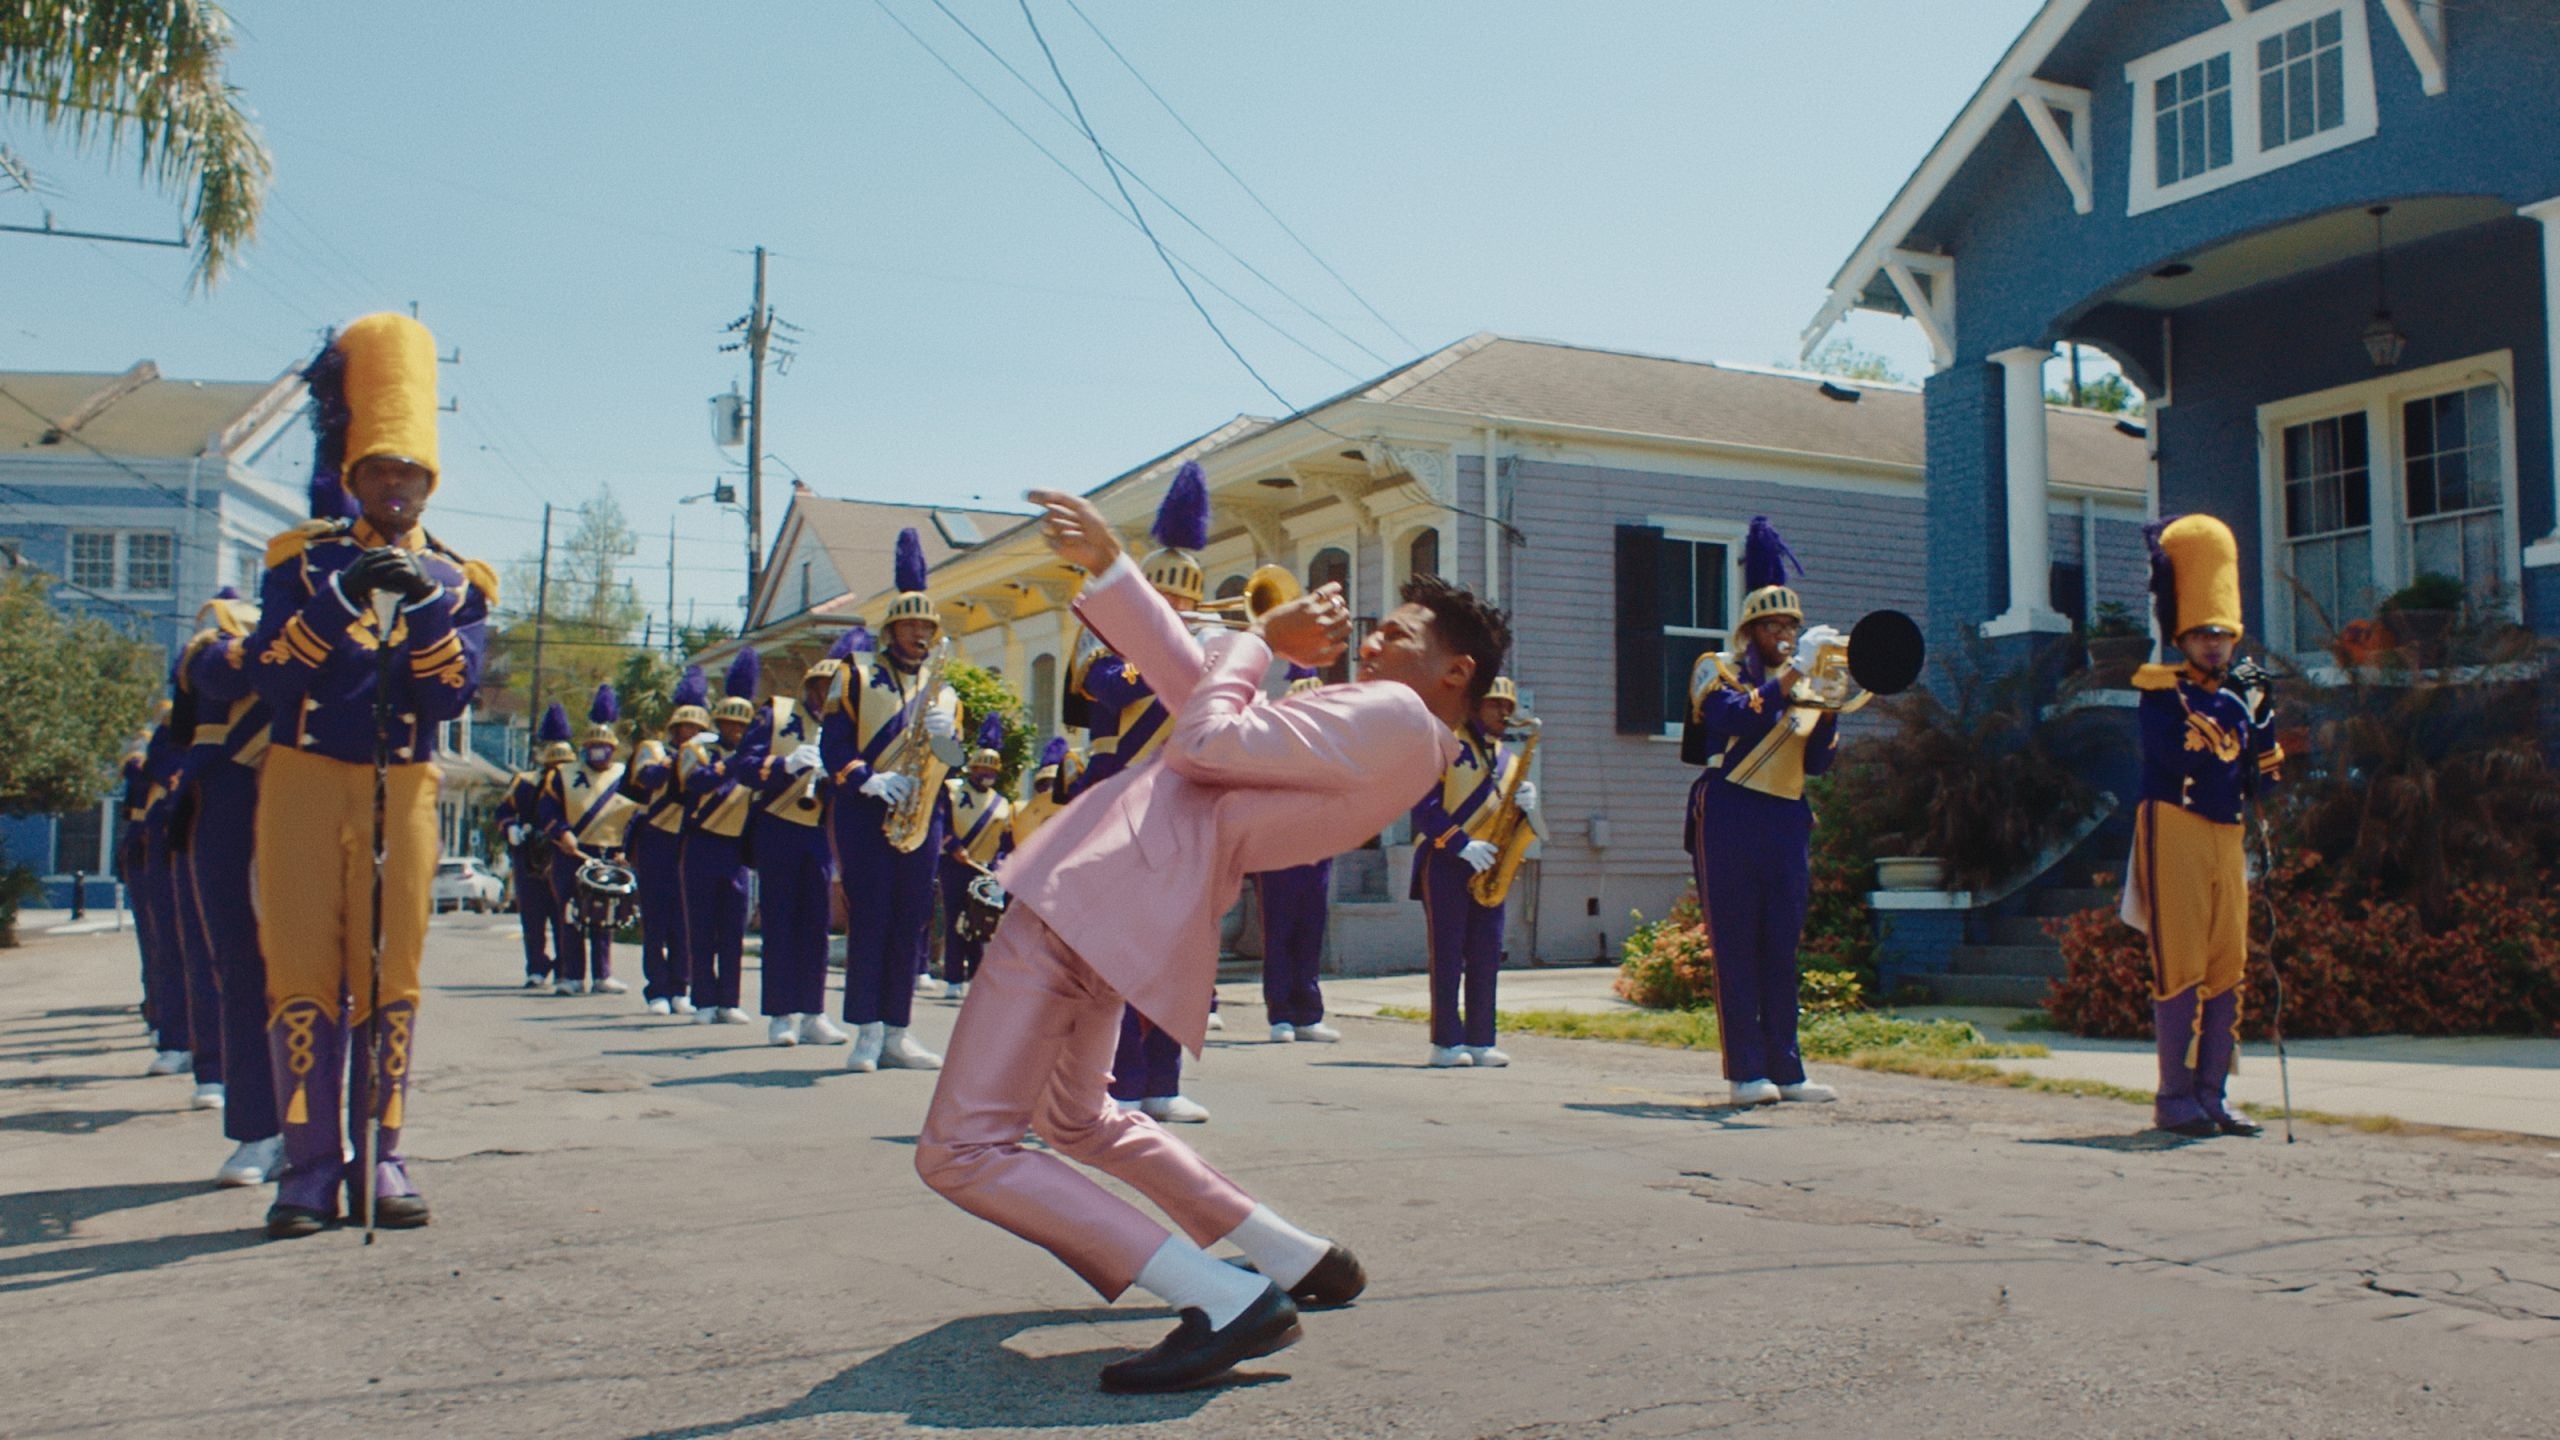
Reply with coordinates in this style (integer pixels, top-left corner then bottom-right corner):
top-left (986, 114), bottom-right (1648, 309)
top-left (1615, 887), bottom-right (1867, 1015)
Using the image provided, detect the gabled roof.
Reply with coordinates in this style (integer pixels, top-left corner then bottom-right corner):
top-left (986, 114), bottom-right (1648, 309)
top-left (0, 363), bottom-right (306, 459)
top-left (743, 490), bottom-right (1026, 631)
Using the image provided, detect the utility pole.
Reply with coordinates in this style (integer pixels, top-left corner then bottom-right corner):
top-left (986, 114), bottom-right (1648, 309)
top-left (666, 529), bottom-right (679, 657)
top-left (529, 502), bottom-right (554, 725)
top-left (745, 247), bottom-right (769, 607)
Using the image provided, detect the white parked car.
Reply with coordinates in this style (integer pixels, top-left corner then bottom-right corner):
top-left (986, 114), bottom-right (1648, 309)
top-left (432, 856), bottom-right (504, 914)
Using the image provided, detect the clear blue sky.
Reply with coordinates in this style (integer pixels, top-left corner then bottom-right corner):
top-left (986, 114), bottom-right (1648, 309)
top-left (2, 0), bottom-right (2044, 628)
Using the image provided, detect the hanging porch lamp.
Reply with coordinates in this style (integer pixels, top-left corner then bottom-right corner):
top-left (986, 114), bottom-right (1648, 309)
top-left (2361, 204), bottom-right (2408, 369)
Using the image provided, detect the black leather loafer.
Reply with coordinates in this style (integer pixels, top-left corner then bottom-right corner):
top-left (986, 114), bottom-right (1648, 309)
top-left (2215, 1114), bottom-right (2265, 1138)
top-left (1226, 1244), bottom-right (1368, 1309)
top-left (2165, 1117), bottom-right (2221, 1139)
top-left (1099, 1284), bottom-right (1301, 1393)
top-left (263, 1203), bottom-right (333, 1240)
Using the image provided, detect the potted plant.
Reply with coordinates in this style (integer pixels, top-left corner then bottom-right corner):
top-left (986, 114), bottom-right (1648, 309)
top-left (2378, 572), bottom-right (2466, 667)
top-left (2083, 600), bottom-right (2152, 684)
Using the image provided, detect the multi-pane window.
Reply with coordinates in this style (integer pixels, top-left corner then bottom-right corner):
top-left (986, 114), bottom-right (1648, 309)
top-left (2258, 11), bottom-right (2347, 151)
top-left (124, 533), bottom-right (174, 594)
top-left (1658, 536), bottom-right (1733, 731)
top-left (2280, 412), bottom-right (2373, 651)
top-left (68, 532), bottom-right (118, 589)
top-left (2153, 53), bottom-right (2233, 187)
top-left (2403, 384), bottom-right (2507, 597)
top-left (233, 546), bottom-right (262, 595)
top-left (66, 531), bottom-right (176, 593)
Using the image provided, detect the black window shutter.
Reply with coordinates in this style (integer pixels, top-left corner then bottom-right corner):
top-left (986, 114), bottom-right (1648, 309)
top-left (1614, 524), bottom-right (1665, 735)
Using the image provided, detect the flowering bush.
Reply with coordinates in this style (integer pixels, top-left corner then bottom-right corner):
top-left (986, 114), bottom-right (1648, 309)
top-left (1615, 887), bottom-right (1866, 1015)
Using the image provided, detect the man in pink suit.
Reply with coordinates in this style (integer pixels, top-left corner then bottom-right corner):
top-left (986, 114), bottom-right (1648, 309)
top-left (916, 488), bottom-right (1509, 1393)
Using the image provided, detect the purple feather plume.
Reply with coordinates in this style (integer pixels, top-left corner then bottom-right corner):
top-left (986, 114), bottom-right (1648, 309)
top-left (825, 628), bottom-right (862, 661)
top-left (537, 702), bottom-right (571, 744)
top-left (1284, 663), bottom-right (1320, 682)
top-left (1742, 516), bottom-right (1803, 592)
top-left (301, 334), bottom-right (359, 520)
top-left (724, 647), bottom-right (760, 700)
top-left (211, 585), bottom-right (239, 601)
top-left (589, 682), bottom-right (618, 726)
top-left (846, 623), bottom-right (875, 653)
top-left (894, 528), bottom-right (930, 593)
top-left (1153, 460), bottom-right (1210, 550)
top-left (670, 665), bottom-right (708, 710)
top-left (2144, 514), bottom-right (2180, 646)
top-left (975, 712), bottom-right (1005, 752)
top-left (1037, 736), bottom-right (1067, 768)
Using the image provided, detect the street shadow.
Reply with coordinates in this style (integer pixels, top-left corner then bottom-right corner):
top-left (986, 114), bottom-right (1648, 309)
top-left (0, 1226), bottom-right (267, 1294)
top-left (2023, 1130), bottom-right (2203, 1153)
top-left (656, 1069), bottom-right (836, 1092)
top-left (619, 1307), bottom-right (1276, 1436)
top-left (1564, 1100), bottom-right (1772, 1127)
top-left (0, 1072), bottom-right (136, 1093)
top-left (41, 1005), bottom-right (139, 1020)
top-left (1308, 1061), bottom-right (1448, 1071)
top-left (0, 1108), bottom-right (157, 1135)
top-left (599, 1046), bottom-right (753, 1062)
top-left (0, 1043), bottom-right (129, 1063)
top-left (0, 1179), bottom-right (206, 1247)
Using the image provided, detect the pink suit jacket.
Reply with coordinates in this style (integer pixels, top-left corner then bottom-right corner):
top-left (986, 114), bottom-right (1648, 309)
top-left (1003, 558), bottom-right (1459, 1056)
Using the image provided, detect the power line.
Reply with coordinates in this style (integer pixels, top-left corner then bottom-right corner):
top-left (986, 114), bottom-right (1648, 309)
top-left (1056, 0), bottom-right (1416, 353)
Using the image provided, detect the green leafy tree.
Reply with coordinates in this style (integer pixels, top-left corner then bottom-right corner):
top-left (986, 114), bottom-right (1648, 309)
top-left (612, 648), bottom-right (676, 741)
top-left (0, 569), bottom-right (161, 814)
top-left (484, 488), bottom-right (648, 723)
top-left (1794, 338), bottom-right (1907, 384)
top-left (0, 0), bottom-right (272, 290)
top-left (944, 658), bottom-right (1031, 794)
top-left (2048, 371), bottom-right (2146, 415)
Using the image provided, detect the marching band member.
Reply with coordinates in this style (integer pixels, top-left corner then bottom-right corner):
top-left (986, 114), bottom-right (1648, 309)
top-left (1010, 736), bottom-right (1078, 849)
top-left (1685, 517), bottom-right (1841, 1108)
top-left (155, 661), bottom-right (228, 1111)
top-left (821, 528), bottom-right (964, 1073)
top-left (115, 726), bottom-right (186, 1077)
top-left (132, 710), bottom-right (193, 1078)
top-left (248, 312), bottom-right (492, 1238)
top-left (514, 705), bottom-right (575, 988)
top-left (937, 715), bottom-right (1014, 1000)
top-left (753, 636), bottom-right (854, 1046)
top-left (1256, 667), bottom-right (1339, 1044)
top-left (628, 666), bottom-right (707, 1015)
top-left (914, 488), bottom-right (1505, 1393)
top-left (1088, 466), bottom-right (1216, 1121)
top-left (2125, 514), bottom-right (2283, 1139)
top-left (679, 650), bottom-right (764, 1027)
top-left (176, 585), bottom-right (288, 1184)
top-left (539, 683), bottom-right (637, 995)
top-left (1409, 675), bottom-right (1531, 1068)
top-left (494, 739), bottom-right (558, 991)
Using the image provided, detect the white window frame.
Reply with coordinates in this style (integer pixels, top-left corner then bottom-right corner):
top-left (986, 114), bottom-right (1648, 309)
top-left (2257, 350), bottom-right (2520, 659)
top-left (66, 528), bottom-right (178, 596)
top-left (1649, 515), bottom-right (1748, 739)
top-left (66, 530), bottom-right (119, 590)
top-left (123, 531), bottom-right (175, 595)
top-left (2125, 0), bottom-right (2378, 217)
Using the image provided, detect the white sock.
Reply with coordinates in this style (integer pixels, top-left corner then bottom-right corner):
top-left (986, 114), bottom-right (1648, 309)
top-left (1134, 1235), bottom-right (1266, 1329)
top-left (1221, 1203), bottom-right (1330, 1290)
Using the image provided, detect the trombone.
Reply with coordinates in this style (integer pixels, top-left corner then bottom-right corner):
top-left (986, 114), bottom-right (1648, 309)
top-left (1179, 564), bottom-right (1301, 630)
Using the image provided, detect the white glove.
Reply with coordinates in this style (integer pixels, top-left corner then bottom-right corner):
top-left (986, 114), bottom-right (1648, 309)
top-left (1794, 624), bottom-right (1845, 658)
top-left (860, 771), bottom-right (917, 806)
top-left (1458, 839), bottom-right (1500, 874)
top-left (922, 706), bottom-right (958, 741)
top-left (505, 824), bottom-right (529, 846)
top-left (1513, 781), bottom-right (1538, 812)
top-left (782, 743), bottom-right (823, 775)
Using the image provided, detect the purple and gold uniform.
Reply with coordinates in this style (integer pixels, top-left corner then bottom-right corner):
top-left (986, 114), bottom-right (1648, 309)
top-left (679, 651), bottom-right (764, 1016)
top-left (113, 735), bottom-right (168, 1050)
top-left (493, 766), bottom-right (557, 984)
top-left (136, 712), bottom-right (207, 1072)
top-left (1009, 737), bottom-right (1078, 851)
top-left (539, 686), bottom-right (639, 991)
top-left (175, 589), bottom-right (282, 1147)
top-left (1685, 519), bottom-right (1839, 1090)
top-left (750, 657), bottom-right (841, 1023)
top-left (624, 664), bottom-right (704, 1009)
top-left (247, 312), bottom-right (490, 1233)
top-left (937, 715), bottom-right (1014, 989)
top-left (2124, 514), bottom-right (2283, 1133)
top-left (1409, 708), bottom-right (1514, 1053)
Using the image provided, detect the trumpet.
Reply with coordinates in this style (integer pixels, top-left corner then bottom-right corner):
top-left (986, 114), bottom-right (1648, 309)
top-left (1179, 564), bottom-right (1302, 630)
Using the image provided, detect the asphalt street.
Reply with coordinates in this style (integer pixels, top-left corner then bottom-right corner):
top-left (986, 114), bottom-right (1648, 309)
top-left (4, 913), bottom-right (2558, 1439)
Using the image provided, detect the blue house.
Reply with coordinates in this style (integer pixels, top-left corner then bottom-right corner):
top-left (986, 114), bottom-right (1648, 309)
top-left (1809, 0), bottom-right (2556, 659)
top-left (1808, 0), bottom-right (2547, 996)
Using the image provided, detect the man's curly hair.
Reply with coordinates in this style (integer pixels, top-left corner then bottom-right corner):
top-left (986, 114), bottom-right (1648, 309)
top-left (1401, 573), bottom-right (1512, 706)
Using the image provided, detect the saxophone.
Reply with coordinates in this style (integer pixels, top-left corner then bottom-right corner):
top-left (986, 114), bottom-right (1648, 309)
top-left (1466, 717), bottom-right (1542, 907)
top-left (881, 637), bottom-right (955, 853)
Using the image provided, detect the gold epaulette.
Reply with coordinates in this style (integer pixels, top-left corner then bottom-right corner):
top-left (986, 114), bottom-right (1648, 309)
top-left (2130, 663), bottom-right (2184, 692)
top-left (265, 518), bottom-right (350, 570)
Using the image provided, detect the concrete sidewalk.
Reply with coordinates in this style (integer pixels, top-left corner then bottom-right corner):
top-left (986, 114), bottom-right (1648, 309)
top-left (1228, 965), bottom-right (2560, 1139)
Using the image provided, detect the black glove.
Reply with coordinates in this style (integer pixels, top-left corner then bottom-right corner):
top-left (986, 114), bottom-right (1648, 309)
top-left (2225, 657), bottom-right (2274, 720)
top-left (342, 547), bottom-right (438, 607)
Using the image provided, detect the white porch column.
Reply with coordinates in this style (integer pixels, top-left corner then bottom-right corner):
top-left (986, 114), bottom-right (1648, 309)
top-left (1983, 345), bottom-right (2072, 637)
top-left (2518, 199), bottom-right (2560, 567)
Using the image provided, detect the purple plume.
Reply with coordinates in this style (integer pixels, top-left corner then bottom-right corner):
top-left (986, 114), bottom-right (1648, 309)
top-left (2144, 514), bottom-right (2180, 647)
top-left (670, 664), bottom-right (708, 710)
top-left (1037, 736), bottom-right (1067, 768)
top-left (1742, 516), bottom-right (1802, 592)
top-left (589, 682), bottom-right (618, 726)
top-left (302, 333), bottom-right (355, 519)
top-left (825, 627), bottom-right (862, 661)
top-left (1284, 663), bottom-right (1320, 682)
top-left (724, 647), bottom-right (760, 700)
top-left (211, 585), bottom-right (239, 601)
top-left (846, 622), bottom-right (875, 653)
top-left (537, 701), bottom-right (571, 744)
top-left (1153, 460), bottom-right (1210, 550)
top-left (894, 528), bottom-right (930, 593)
top-left (975, 712), bottom-right (1005, 752)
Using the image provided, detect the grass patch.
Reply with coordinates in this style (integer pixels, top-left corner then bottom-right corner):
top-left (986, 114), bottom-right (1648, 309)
top-left (1373, 1005), bottom-right (2046, 1062)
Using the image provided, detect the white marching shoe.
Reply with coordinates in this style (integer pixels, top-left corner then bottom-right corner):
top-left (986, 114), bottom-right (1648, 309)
top-left (716, 1007), bottom-right (753, 1025)
top-left (1140, 1094), bottom-right (1211, 1124)
top-left (768, 1015), bottom-right (801, 1047)
top-left (694, 1005), bottom-right (721, 1025)
top-left (146, 1049), bottom-right (192, 1076)
top-left (1778, 1081), bottom-right (1838, 1103)
top-left (845, 1023), bottom-right (885, 1073)
top-left (554, 980), bottom-right (581, 997)
top-left (880, 1027), bottom-right (943, 1070)
top-left (192, 1081), bottom-right (226, 1109)
top-left (1295, 1023), bottom-right (1342, 1044)
top-left (646, 998), bottom-right (673, 1016)
top-left (1730, 1079), bottom-right (1782, 1106)
top-left (215, 1135), bottom-right (283, 1187)
top-left (670, 996), bottom-right (697, 1016)
top-left (1268, 1023), bottom-right (1295, 1043)
top-left (799, 1014), bottom-right (849, 1045)
top-left (1427, 1046), bottom-right (1475, 1068)
top-left (1206, 1012), bottom-right (1225, 1032)
top-left (594, 976), bottom-right (629, 994)
top-left (945, 981), bottom-right (969, 1001)
top-left (914, 976), bottom-right (947, 1000)
top-left (1464, 1045), bottom-right (1511, 1069)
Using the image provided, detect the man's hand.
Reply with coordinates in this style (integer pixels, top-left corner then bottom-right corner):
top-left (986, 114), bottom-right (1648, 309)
top-left (344, 548), bottom-right (437, 606)
top-left (1030, 489), bottom-right (1123, 574)
top-left (1794, 623), bottom-right (1845, 659)
top-left (861, 771), bottom-right (917, 806)
top-left (1257, 581), bottom-right (1350, 668)
top-left (1458, 838), bottom-right (1500, 874)
top-left (1513, 780), bottom-right (1538, 812)
top-left (782, 743), bottom-right (823, 774)
top-left (922, 706), bottom-right (958, 741)
top-left (505, 823), bottom-right (529, 847)
top-left (2226, 657), bottom-right (2276, 721)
